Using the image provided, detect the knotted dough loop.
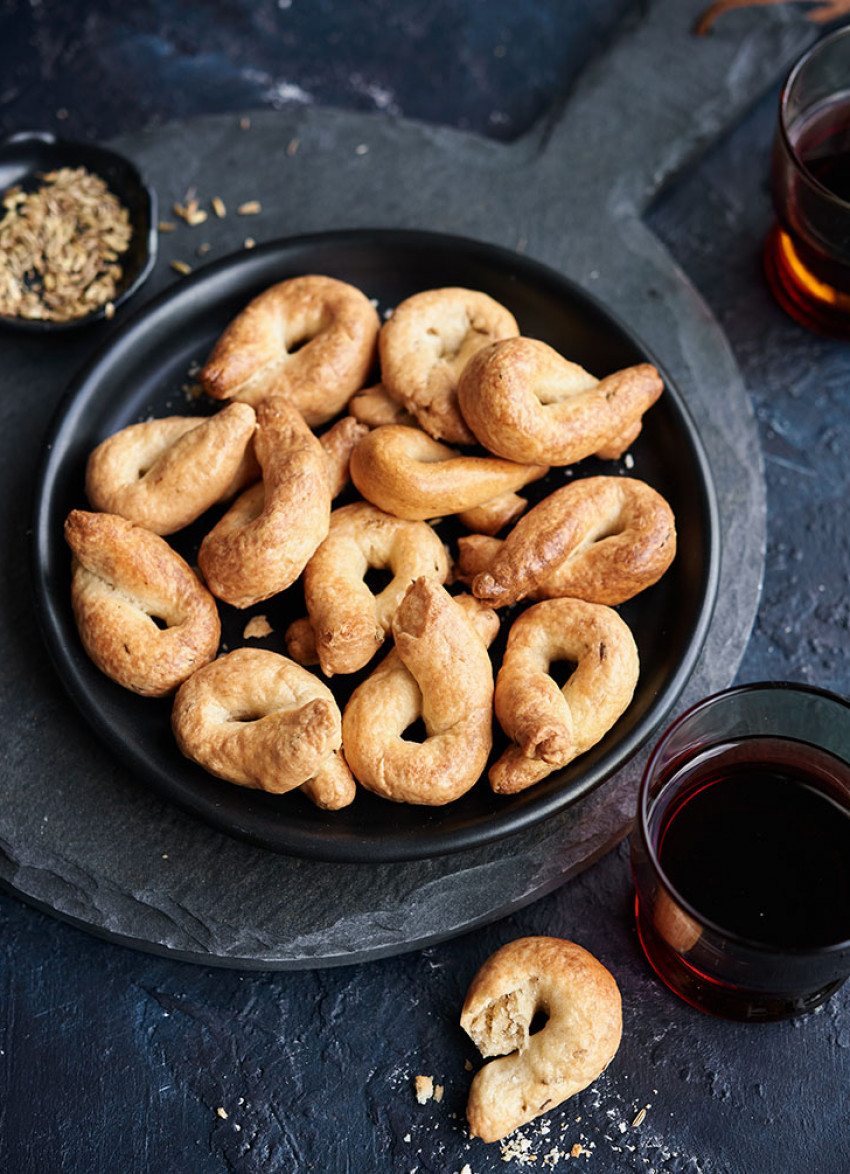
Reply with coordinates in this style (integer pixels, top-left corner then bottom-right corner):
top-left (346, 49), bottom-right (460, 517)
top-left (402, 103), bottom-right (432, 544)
top-left (301, 502), bottom-right (450, 676)
top-left (198, 398), bottom-right (331, 609)
top-left (171, 648), bottom-right (355, 807)
top-left (65, 509), bottom-right (220, 697)
top-left (318, 415), bottom-right (370, 499)
top-left (466, 476), bottom-right (677, 608)
top-left (84, 403), bottom-right (257, 535)
top-left (490, 597), bottom-right (639, 794)
top-left (200, 274), bottom-right (380, 425)
top-left (349, 424), bottom-right (548, 522)
top-left (341, 581), bottom-right (497, 805)
top-left (456, 337), bottom-right (663, 465)
top-left (379, 287), bottom-right (519, 444)
top-left (461, 936), bottom-right (622, 1142)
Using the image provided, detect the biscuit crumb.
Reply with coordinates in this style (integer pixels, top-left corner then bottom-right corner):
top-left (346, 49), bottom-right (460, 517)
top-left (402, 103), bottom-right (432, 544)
top-left (415, 1075), bottom-right (434, 1104)
top-left (243, 615), bottom-right (273, 640)
top-left (499, 1132), bottom-right (536, 1163)
top-left (433, 1084), bottom-right (444, 1103)
top-left (571, 1143), bottom-right (584, 1157)
top-left (216, 1107), bottom-right (228, 1119)
top-left (237, 201), bottom-right (262, 215)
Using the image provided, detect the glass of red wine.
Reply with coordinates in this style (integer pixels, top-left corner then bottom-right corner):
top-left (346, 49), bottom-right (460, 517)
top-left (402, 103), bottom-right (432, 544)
top-left (631, 682), bottom-right (850, 1021)
top-left (766, 25), bottom-right (850, 336)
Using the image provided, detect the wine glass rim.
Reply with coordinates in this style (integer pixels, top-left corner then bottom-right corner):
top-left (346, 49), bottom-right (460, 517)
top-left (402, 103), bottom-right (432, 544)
top-left (637, 680), bottom-right (850, 957)
top-left (779, 25), bottom-right (850, 212)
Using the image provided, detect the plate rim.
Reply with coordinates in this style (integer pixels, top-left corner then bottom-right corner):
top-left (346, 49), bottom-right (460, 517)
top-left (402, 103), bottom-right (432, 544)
top-left (31, 226), bottom-right (720, 862)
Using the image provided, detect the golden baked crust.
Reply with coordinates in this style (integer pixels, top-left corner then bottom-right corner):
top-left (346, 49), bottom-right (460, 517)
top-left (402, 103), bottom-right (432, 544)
top-left (171, 647), bottom-right (355, 806)
top-left (349, 424), bottom-right (548, 521)
top-left (198, 398), bottom-right (331, 608)
top-left (341, 581), bottom-right (497, 804)
top-left (348, 382), bottom-right (417, 428)
top-left (465, 476), bottom-right (677, 608)
top-left (457, 338), bottom-right (663, 465)
top-left (379, 287), bottom-right (518, 444)
top-left (489, 597), bottom-right (639, 794)
top-left (318, 415), bottom-right (370, 499)
top-left (461, 936), bottom-right (622, 1142)
top-left (301, 501), bottom-right (450, 676)
top-left (65, 509), bottom-right (221, 697)
top-left (84, 403), bottom-right (257, 535)
top-left (200, 274), bottom-right (380, 424)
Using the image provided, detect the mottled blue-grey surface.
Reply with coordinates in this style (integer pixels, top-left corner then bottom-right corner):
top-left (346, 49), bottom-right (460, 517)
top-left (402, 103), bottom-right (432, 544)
top-left (2, 2), bottom-right (850, 1173)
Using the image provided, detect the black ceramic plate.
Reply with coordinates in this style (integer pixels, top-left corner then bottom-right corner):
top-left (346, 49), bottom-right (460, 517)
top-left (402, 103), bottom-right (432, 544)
top-left (33, 228), bottom-right (719, 862)
top-left (0, 131), bottom-right (157, 331)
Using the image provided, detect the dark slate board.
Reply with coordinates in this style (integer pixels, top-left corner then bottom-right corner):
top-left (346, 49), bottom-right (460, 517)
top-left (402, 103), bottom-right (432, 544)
top-left (0, 0), bottom-right (815, 967)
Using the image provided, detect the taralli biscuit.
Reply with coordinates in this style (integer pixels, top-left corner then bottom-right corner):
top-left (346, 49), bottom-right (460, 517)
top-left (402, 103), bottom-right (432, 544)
top-left (64, 509), bottom-right (220, 697)
top-left (456, 337), bottom-right (663, 465)
top-left (461, 936), bottom-right (622, 1142)
top-left (379, 287), bottom-right (519, 444)
top-left (85, 403), bottom-right (257, 535)
top-left (171, 647), bottom-right (355, 807)
top-left (489, 598), bottom-right (639, 794)
top-left (349, 424), bottom-right (548, 522)
top-left (198, 398), bottom-right (331, 609)
top-left (465, 476), bottom-right (677, 608)
top-left (300, 502), bottom-right (450, 676)
top-left (200, 274), bottom-right (380, 425)
top-left (341, 581), bottom-right (497, 804)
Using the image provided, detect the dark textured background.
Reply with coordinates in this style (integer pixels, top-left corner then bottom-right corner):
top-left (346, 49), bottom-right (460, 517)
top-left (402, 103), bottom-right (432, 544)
top-left (2, 2), bottom-right (850, 1171)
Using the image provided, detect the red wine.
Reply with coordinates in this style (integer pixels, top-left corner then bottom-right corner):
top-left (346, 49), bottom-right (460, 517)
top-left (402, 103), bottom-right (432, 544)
top-left (656, 740), bottom-right (850, 950)
top-left (766, 92), bottom-right (850, 335)
top-left (791, 92), bottom-right (850, 202)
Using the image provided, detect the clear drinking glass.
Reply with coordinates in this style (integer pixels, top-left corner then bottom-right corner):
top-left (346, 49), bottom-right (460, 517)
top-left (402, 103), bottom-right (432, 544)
top-left (765, 24), bottom-right (850, 336)
top-left (631, 683), bottom-right (850, 1021)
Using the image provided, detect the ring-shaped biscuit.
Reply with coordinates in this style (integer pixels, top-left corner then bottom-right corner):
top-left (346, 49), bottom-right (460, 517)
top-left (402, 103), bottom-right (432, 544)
top-left (349, 424), bottom-right (548, 522)
top-left (84, 403), bottom-right (257, 535)
top-left (379, 287), bottom-right (519, 444)
top-left (490, 597), bottom-right (639, 794)
top-left (465, 476), bottom-right (676, 608)
top-left (171, 648), bottom-right (355, 806)
top-left (200, 274), bottom-right (380, 425)
top-left (198, 398), bottom-right (331, 609)
top-left (341, 581), bottom-right (497, 805)
top-left (300, 502), bottom-right (450, 676)
top-left (65, 509), bottom-right (221, 697)
top-left (461, 936), bottom-right (622, 1142)
top-left (456, 337), bottom-right (663, 465)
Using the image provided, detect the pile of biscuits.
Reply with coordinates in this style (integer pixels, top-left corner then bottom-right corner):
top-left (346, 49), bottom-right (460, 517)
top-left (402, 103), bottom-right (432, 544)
top-left (64, 274), bottom-right (677, 810)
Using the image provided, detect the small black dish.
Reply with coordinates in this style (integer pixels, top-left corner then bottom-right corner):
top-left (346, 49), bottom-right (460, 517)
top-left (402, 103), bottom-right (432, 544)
top-left (0, 130), bottom-right (157, 331)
